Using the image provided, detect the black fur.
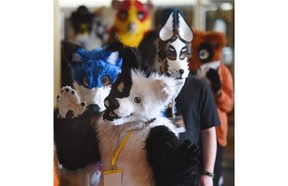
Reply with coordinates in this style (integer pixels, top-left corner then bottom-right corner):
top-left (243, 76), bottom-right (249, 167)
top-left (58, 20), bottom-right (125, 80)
top-left (105, 38), bottom-right (125, 57)
top-left (54, 109), bottom-right (101, 170)
top-left (146, 126), bottom-right (199, 186)
top-left (198, 42), bottom-right (214, 63)
top-left (206, 68), bottom-right (221, 92)
top-left (60, 41), bottom-right (82, 87)
top-left (103, 47), bottom-right (140, 101)
top-left (103, 46), bottom-right (154, 121)
top-left (138, 30), bottom-right (159, 72)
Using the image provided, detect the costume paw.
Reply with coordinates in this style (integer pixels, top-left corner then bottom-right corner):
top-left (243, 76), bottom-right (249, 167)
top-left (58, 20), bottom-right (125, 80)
top-left (206, 68), bottom-right (221, 92)
top-left (56, 86), bottom-right (87, 118)
top-left (176, 140), bottom-right (199, 168)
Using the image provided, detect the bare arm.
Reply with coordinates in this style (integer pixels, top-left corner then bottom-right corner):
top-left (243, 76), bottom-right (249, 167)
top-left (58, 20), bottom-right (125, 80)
top-left (200, 127), bottom-right (217, 186)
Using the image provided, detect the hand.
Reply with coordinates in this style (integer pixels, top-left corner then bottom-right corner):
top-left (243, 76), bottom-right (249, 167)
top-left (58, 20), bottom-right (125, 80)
top-left (206, 68), bottom-right (221, 93)
top-left (199, 175), bottom-right (214, 186)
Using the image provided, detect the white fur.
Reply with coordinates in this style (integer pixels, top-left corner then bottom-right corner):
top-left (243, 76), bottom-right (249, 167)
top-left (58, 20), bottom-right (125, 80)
top-left (74, 28), bottom-right (103, 51)
top-left (106, 51), bottom-right (119, 65)
top-left (106, 70), bottom-right (177, 126)
top-left (166, 38), bottom-right (190, 79)
top-left (159, 12), bottom-right (174, 41)
top-left (56, 86), bottom-right (86, 118)
top-left (178, 13), bottom-right (193, 42)
top-left (97, 70), bottom-right (179, 185)
top-left (73, 82), bottom-right (111, 112)
top-left (97, 116), bottom-right (178, 186)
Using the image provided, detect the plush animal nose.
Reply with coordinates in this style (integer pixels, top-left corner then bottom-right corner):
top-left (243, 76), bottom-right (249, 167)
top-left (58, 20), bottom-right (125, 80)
top-left (128, 23), bottom-right (136, 33)
top-left (105, 99), bottom-right (119, 110)
top-left (87, 104), bottom-right (100, 112)
top-left (179, 69), bottom-right (184, 74)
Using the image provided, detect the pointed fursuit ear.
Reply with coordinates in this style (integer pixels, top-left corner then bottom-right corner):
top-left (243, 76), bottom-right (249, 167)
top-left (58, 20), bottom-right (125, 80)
top-left (159, 12), bottom-right (174, 41)
top-left (111, 0), bottom-right (122, 10)
top-left (106, 38), bottom-right (125, 57)
top-left (145, 0), bottom-right (154, 12)
top-left (178, 13), bottom-right (193, 42)
top-left (61, 41), bottom-right (82, 63)
top-left (106, 51), bottom-right (119, 65)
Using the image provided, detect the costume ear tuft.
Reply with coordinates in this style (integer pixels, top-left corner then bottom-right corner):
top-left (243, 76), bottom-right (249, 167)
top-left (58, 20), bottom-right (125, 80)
top-left (106, 51), bottom-right (119, 65)
top-left (61, 41), bottom-right (82, 63)
top-left (159, 12), bottom-right (174, 41)
top-left (178, 12), bottom-right (193, 42)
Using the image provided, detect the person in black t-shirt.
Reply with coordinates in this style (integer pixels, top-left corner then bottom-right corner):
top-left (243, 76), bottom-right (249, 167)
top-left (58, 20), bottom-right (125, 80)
top-left (139, 8), bottom-right (220, 186)
top-left (175, 74), bottom-right (220, 186)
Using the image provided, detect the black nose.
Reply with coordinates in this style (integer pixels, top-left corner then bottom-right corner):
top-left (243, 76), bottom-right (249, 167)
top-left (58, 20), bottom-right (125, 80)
top-left (179, 69), bottom-right (184, 74)
top-left (107, 99), bottom-right (120, 110)
top-left (87, 104), bottom-right (100, 112)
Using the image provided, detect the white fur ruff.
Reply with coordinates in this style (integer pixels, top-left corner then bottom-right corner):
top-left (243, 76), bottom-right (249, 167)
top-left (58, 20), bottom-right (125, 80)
top-left (73, 82), bottom-right (111, 112)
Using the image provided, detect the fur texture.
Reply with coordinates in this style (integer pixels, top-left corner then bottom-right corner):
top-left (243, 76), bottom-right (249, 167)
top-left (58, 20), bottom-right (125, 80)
top-left (55, 45), bottom-right (199, 186)
top-left (69, 5), bottom-right (109, 50)
top-left (103, 70), bottom-right (177, 128)
top-left (54, 88), bottom-right (102, 186)
top-left (56, 39), bottom-right (125, 186)
top-left (61, 39), bottom-right (124, 112)
top-left (189, 30), bottom-right (226, 72)
top-left (99, 67), bottom-right (198, 185)
top-left (109, 0), bottom-right (154, 47)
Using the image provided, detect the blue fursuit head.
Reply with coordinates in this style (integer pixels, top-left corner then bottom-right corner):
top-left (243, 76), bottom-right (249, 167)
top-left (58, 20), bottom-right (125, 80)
top-left (55, 39), bottom-right (125, 185)
top-left (61, 39), bottom-right (125, 113)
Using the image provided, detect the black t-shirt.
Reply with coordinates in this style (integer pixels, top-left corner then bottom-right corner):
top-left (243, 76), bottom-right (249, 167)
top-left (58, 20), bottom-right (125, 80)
top-left (176, 75), bottom-right (220, 144)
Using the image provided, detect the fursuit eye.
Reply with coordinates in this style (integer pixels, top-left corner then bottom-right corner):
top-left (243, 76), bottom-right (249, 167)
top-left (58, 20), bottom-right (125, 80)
top-left (137, 12), bottom-right (144, 20)
top-left (101, 75), bottom-right (111, 86)
top-left (199, 49), bottom-right (210, 60)
top-left (83, 77), bottom-right (89, 88)
top-left (133, 97), bottom-right (141, 104)
top-left (180, 47), bottom-right (188, 60)
top-left (119, 11), bottom-right (128, 20)
top-left (167, 46), bottom-right (176, 60)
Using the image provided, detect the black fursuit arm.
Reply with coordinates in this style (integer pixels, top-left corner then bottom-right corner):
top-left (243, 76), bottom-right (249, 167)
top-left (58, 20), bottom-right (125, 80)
top-left (54, 110), bottom-right (101, 170)
top-left (146, 126), bottom-right (199, 186)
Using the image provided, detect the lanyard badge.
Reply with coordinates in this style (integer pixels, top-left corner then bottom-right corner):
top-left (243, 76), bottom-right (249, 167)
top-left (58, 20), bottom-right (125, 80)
top-left (103, 131), bottom-right (133, 186)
